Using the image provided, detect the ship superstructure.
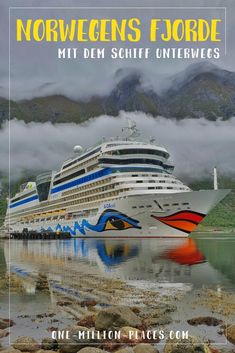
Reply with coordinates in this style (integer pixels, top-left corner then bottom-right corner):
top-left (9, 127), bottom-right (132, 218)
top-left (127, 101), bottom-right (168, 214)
top-left (5, 121), bottom-right (229, 237)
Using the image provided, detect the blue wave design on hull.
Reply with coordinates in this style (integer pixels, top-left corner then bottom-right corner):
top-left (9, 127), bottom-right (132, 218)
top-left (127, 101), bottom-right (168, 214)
top-left (45, 209), bottom-right (141, 236)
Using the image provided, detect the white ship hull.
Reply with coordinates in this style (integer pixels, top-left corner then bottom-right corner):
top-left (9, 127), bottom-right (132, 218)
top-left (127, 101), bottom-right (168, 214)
top-left (10, 189), bottom-right (229, 238)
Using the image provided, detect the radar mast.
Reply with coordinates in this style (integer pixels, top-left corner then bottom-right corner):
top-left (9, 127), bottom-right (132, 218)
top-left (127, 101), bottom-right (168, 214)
top-left (122, 119), bottom-right (140, 139)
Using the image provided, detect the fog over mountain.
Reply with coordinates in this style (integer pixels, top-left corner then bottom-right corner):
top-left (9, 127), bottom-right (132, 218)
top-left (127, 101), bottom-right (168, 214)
top-left (0, 113), bottom-right (235, 181)
top-left (1, 62), bottom-right (235, 125)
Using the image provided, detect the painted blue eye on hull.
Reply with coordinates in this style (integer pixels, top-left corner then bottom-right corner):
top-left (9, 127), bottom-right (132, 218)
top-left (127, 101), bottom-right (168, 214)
top-left (96, 242), bottom-right (139, 266)
top-left (97, 209), bottom-right (141, 230)
top-left (43, 209), bottom-right (141, 236)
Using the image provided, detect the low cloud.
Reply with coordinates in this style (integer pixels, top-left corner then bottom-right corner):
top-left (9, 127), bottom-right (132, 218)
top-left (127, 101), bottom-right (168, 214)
top-left (0, 112), bottom-right (235, 183)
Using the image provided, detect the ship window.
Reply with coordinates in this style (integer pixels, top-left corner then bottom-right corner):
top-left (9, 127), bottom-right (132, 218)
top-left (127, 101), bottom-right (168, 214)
top-left (163, 204), bottom-right (169, 206)
top-left (182, 202), bottom-right (189, 205)
top-left (111, 148), bottom-right (169, 159)
top-left (167, 187), bottom-right (173, 189)
top-left (111, 167), bottom-right (164, 173)
top-left (62, 147), bottom-right (101, 169)
top-left (99, 158), bottom-right (163, 167)
top-left (146, 205), bottom-right (152, 208)
top-left (164, 163), bottom-right (174, 169)
top-left (139, 206), bottom-right (145, 208)
top-left (132, 206), bottom-right (137, 209)
top-left (136, 180), bottom-right (143, 183)
top-left (172, 203), bottom-right (179, 206)
top-left (11, 190), bottom-right (36, 204)
top-left (53, 168), bottom-right (85, 185)
top-left (148, 187), bottom-right (154, 189)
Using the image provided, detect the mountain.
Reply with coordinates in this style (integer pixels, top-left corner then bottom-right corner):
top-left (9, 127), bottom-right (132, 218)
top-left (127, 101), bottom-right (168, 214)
top-left (1, 62), bottom-right (235, 125)
top-left (0, 97), bottom-right (9, 123)
top-left (104, 71), bottom-right (163, 116)
top-left (165, 63), bottom-right (235, 120)
top-left (0, 71), bottom-right (163, 125)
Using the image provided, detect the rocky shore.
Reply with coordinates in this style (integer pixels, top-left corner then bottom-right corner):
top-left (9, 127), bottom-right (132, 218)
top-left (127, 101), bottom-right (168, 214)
top-left (1, 267), bottom-right (235, 353)
top-left (0, 301), bottom-right (235, 353)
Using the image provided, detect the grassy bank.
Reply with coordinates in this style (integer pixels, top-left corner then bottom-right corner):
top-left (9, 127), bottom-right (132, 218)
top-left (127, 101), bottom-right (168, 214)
top-left (189, 177), bottom-right (235, 230)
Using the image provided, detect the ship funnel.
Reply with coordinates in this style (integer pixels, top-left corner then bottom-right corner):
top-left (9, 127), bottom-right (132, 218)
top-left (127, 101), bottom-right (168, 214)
top-left (213, 167), bottom-right (218, 190)
top-left (36, 171), bottom-right (52, 202)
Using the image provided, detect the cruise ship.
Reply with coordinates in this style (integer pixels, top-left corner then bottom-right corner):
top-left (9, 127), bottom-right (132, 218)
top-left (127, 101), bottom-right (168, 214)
top-left (5, 121), bottom-right (229, 237)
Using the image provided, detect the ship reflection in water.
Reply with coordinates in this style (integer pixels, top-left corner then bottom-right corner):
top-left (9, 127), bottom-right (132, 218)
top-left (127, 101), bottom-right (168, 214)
top-left (2, 234), bottom-right (235, 295)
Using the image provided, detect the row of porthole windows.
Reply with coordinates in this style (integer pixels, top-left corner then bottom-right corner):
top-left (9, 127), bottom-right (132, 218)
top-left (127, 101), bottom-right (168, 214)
top-left (163, 202), bottom-right (189, 206)
top-left (63, 190), bottom-right (120, 207)
top-left (136, 180), bottom-right (181, 185)
top-left (15, 204), bottom-right (97, 223)
top-left (65, 183), bottom-right (116, 201)
top-left (131, 173), bottom-right (171, 178)
top-left (55, 156), bottom-right (98, 179)
top-left (62, 177), bottom-right (113, 196)
top-left (20, 208), bottom-right (99, 224)
top-left (132, 202), bottom-right (190, 209)
top-left (62, 147), bottom-right (101, 170)
top-left (11, 186), bottom-right (114, 219)
top-left (147, 186), bottom-right (187, 190)
top-left (132, 205), bottom-right (153, 209)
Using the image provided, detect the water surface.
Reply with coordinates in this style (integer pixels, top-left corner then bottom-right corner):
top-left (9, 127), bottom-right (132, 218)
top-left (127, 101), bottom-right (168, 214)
top-left (0, 234), bottom-right (235, 351)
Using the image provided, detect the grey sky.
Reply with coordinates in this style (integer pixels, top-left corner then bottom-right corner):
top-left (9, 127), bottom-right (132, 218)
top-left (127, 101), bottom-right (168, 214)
top-left (0, 0), bottom-right (235, 100)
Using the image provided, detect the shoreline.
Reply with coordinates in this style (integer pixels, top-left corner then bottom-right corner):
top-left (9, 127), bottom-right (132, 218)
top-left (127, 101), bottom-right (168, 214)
top-left (0, 235), bottom-right (235, 352)
top-left (1, 275), bottom-right (235, 353)
top-left (0, 227), bottom-right (235, 240)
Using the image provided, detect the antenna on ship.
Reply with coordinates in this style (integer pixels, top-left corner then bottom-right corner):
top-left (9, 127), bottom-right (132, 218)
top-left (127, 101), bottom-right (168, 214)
top-left (122, 118), bottom-right (140, 139)
top-left (213, 166), bottom-right (218, 190)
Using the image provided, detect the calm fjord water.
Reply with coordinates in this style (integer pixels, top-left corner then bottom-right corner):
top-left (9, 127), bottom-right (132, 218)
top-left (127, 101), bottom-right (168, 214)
top-left (0, 234), bottom-right (235, 349)
top-left (2, 234), bottom-right (234, 288)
